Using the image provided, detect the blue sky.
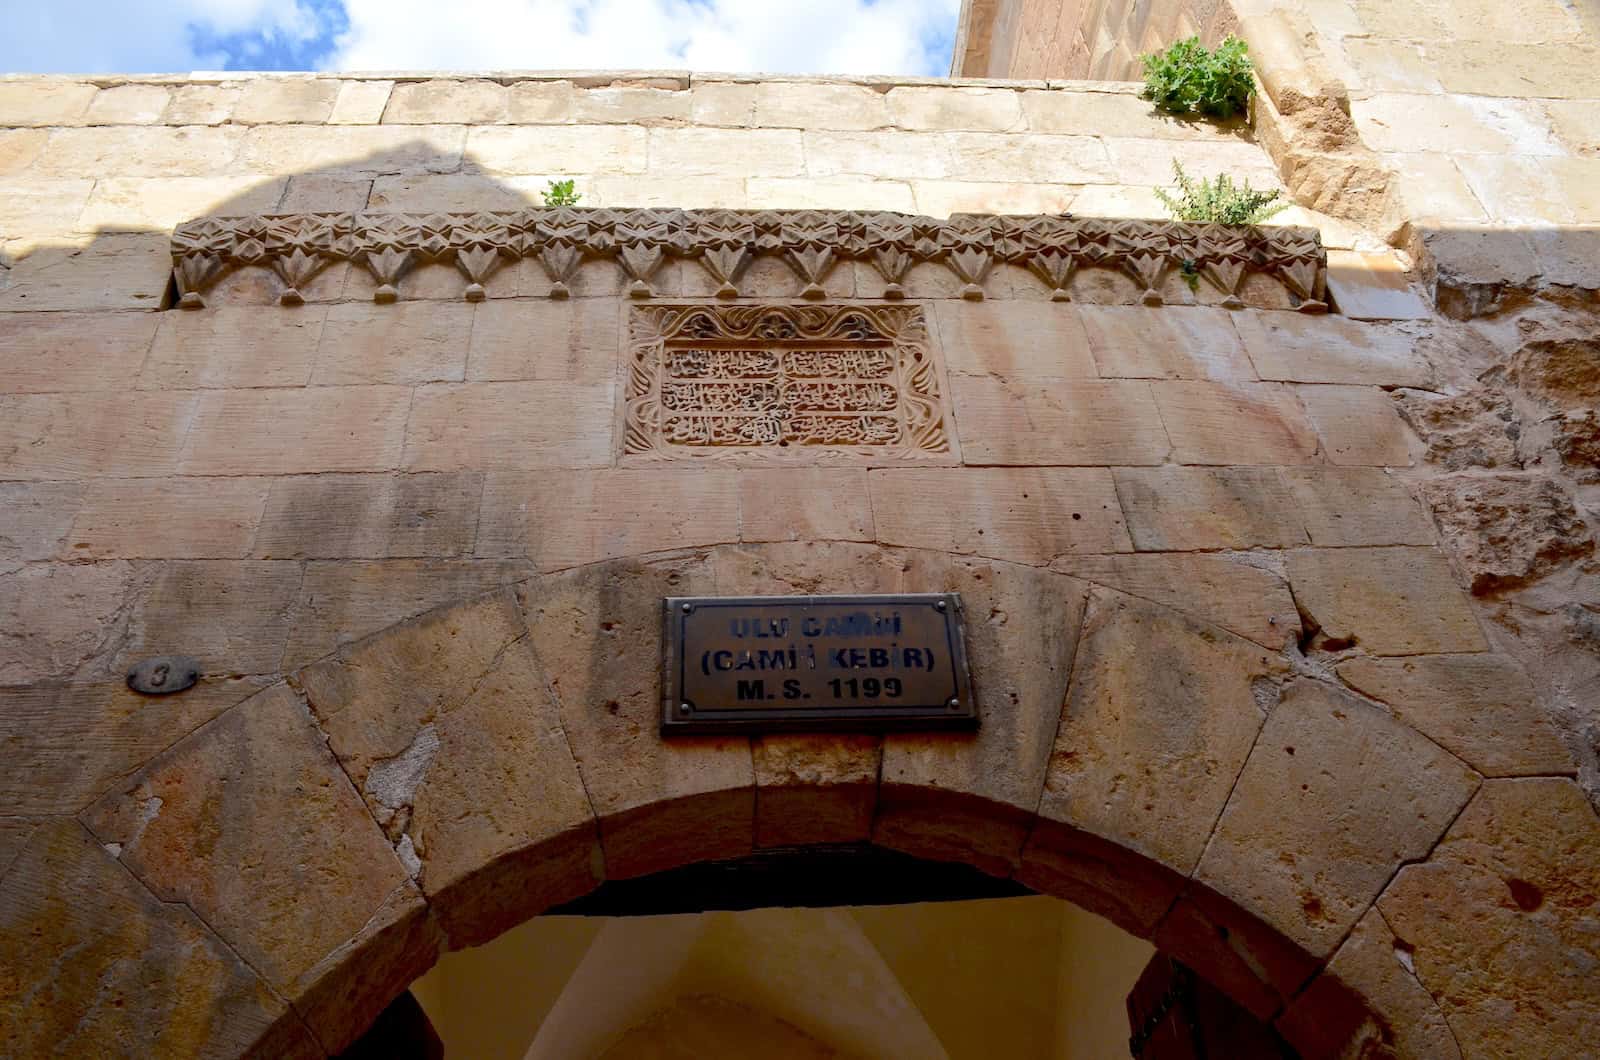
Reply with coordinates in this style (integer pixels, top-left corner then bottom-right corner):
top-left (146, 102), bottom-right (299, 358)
top-left (0, 0), bottom-right (962, 77)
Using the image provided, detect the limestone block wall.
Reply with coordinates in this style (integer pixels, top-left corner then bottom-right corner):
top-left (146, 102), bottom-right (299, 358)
top-left (0, 71), bottom-right (1596, 1060)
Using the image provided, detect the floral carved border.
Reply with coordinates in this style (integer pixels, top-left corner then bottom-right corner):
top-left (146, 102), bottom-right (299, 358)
top-left (169, 208), bottom-right (1329, 311)
top-left (623, 303), bottom-right (953, 465)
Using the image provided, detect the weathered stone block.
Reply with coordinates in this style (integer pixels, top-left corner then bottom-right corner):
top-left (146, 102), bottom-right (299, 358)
top-left (146, 304), bottom-right (323, 389)
top-left (878, 553), bottom-right (1088, 876)
top-left (1419, 472), bottom-right (1595, 595)
top-left (1106, 136), bottom-right (1281, 187)
top-left (1052, 552), bottom-right (1300, 649)
top-left (571, 86), bottom-right (691, 125)
top-left (254, 472), bottom-right (482, 559)
top-left (279, 173), bottom-right (374, 211)
top-left (467, 299), bottom-right (620, 382)
top-left (1396, 386), bottom-right (1519, 470)
top-left (517, 554), bottom-right (754, 879)
top-left (752, 733), bottom-right (879, 847)
top-left (384, 80), bottom-right (508, 124)
top-left (1286, 546), bottom-right (1486, 655)
top-left (34, 126), bottom-right (243, 177)
top-left (403, 382), bottom-right (614, 472)
top-left (1297, 384), bottom-right (1417, 467)
top-left (870, 467), bottom-right (1132, 564)
top-left (314, 301), bottom-right (471, 385)
top-left (62, 477), bottom-right (269, 559)
top-left (941, 131), bottom-right (1111, 182)
top-left (736, 469), bottom-right (873, 544)
top-left (950, 378), bottom-right (1170, 465)
top-left (1079, 305), bottom-right (1255, 381)
top-left (1020, 87), bottom-right (1225, 138)
top-left (232, 76), bottom-right (340, 124)
top-left (467, 125), bottom-right (648, 174)
top-left (163, 84), bottom-right (240, 125)
top-left (649, 127), bottom-right (804, 177)
top-left (283, 559), bottom-right (532, 668)
top-left (114, 560), bottom-right (302, 676)
top-left (83, 84), bottom-right (171, 125)
top-left (803, 130), bottom-right (952, 179)
top-left (1339, 654), bottom-right (1576, 778)
top-left (0, 820), bottom-right (315, 1059)
top-left (366, 173), bottom-right (535, 212)
top-left (1509, 335), bottom-right (1600, 413)
top-left (408, 640), bottom-right (599, 946)
top-left (0, 563), bottom-right (137, 684)
top-left (1278, 467), bottom-right (1435, 546)
top-left (1234, 311), bottom-right (1425, 386)
top-left (505, 80), bottom-right (575, 123)
top-left (0, 81), bottom-right (98, 126)
top-left (77, 175), bottom-right (286, 232)
top-left (742, 82), bottom-right (890, 130)
top-left (0, 676), bottom-right (272, 814)
top-left (888, 86), bottom-right (1024, 131)
top-left (1152, 381), bottom-right (1319, 465)
top-left (180, 386), bottom-right (410, 475)
top-left (329, 79), bottom-right (393, 125)
top-left (0, 179), bottom-right (94, 238)
top-left (1378, 778), bottom-right (1600, 1059)
top-left (1043, 589), bottom-right (1288, 875)
top-left (1198, 679), bottom-right (1479, 957)
top-left (477, 469), bottom-right (740, 570)
top-left (0, 234), bottom-right (171, 312)
top-left (241, 125), bottom-right (467, 175)
top-left (295, 591), bottom-right (599, 944)
top-left (0, 391), bottom-right (197, 479)
top-left (933, 300), bottom-right (1096, 379)
top-left (83, 684), bottom-right (440, 1052)
top-left (1325, 251), bottom-right (1430, 320)
top-left (0, 482), bottom-right (82, 568)
top-left (0, 128), bottom-right (47, 175)
top-left (1114, 466), bottom-right (1307, 549)
top-left (1277, 907), bottom-right (1461, 1060)
top-left (0, 310), bottom-right (158, 393)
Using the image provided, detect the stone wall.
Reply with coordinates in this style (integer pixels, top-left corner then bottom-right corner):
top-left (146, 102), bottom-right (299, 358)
top-left (1, 70), bottom-right (1597, 1060)
top-left (954, 0), bottom-right (1238, 81)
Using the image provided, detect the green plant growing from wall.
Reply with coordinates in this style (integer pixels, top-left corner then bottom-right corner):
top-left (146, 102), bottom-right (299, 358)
top-left (1155, 161), bottom-right (1287, 225)
top-left (1141, 36), bottom-right (1255, 120)
top-left (541, 179), bottom-right (583, 207)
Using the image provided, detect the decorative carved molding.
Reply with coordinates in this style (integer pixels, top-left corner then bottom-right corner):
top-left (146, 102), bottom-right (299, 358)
top-left (624, 303), bottom-right (953, 463)
top-left (169, 208), bottom-right (1329, 311)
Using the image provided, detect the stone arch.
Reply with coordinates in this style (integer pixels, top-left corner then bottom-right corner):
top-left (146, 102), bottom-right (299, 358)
top-left (39, 540), bottom-right (1478, 1058)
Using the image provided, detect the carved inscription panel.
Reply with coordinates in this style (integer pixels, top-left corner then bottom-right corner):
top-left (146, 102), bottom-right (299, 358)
top-left (625, 304), bottom-right (952, 462)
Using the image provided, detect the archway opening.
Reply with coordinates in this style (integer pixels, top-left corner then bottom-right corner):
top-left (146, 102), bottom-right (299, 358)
top-left (342, 845), bottom-right (1300, 1059)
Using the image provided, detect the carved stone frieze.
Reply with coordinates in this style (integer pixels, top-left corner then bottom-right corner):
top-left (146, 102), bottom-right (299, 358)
top-left (624, 303), bottom-right (953, 463)
top-left (169, 208), bottom-right (1329, 311)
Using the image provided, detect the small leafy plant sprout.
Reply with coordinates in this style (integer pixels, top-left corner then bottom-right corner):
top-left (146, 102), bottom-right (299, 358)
top-left (1156, 161), bottom-right (1287, 226)
top-left (1141, 36), bottom-right (1255, 120)
top-left (541, 179), bottom-right (582, 207)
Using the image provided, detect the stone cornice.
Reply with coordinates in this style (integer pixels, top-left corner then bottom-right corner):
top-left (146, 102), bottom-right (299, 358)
top-left (169, 208), bottom-right (1329, 310)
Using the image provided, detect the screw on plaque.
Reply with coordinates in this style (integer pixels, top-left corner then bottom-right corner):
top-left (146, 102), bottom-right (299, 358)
top-left (935, 599), bottom-right (947, 612)
top-left (947, 697), bottom-right (961, 710)
top-left (679, 701), bottom-right (693, 715)
top-left (681, 602), bottom-right (694, 613)
top-left (127, 655), bottom-right (200, 696)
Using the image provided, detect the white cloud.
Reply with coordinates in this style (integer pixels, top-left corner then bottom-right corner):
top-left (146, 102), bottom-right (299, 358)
top-left (0, 0), bottom-right (337, 74)
top-left (0, 0), bottom-right (962, 77)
